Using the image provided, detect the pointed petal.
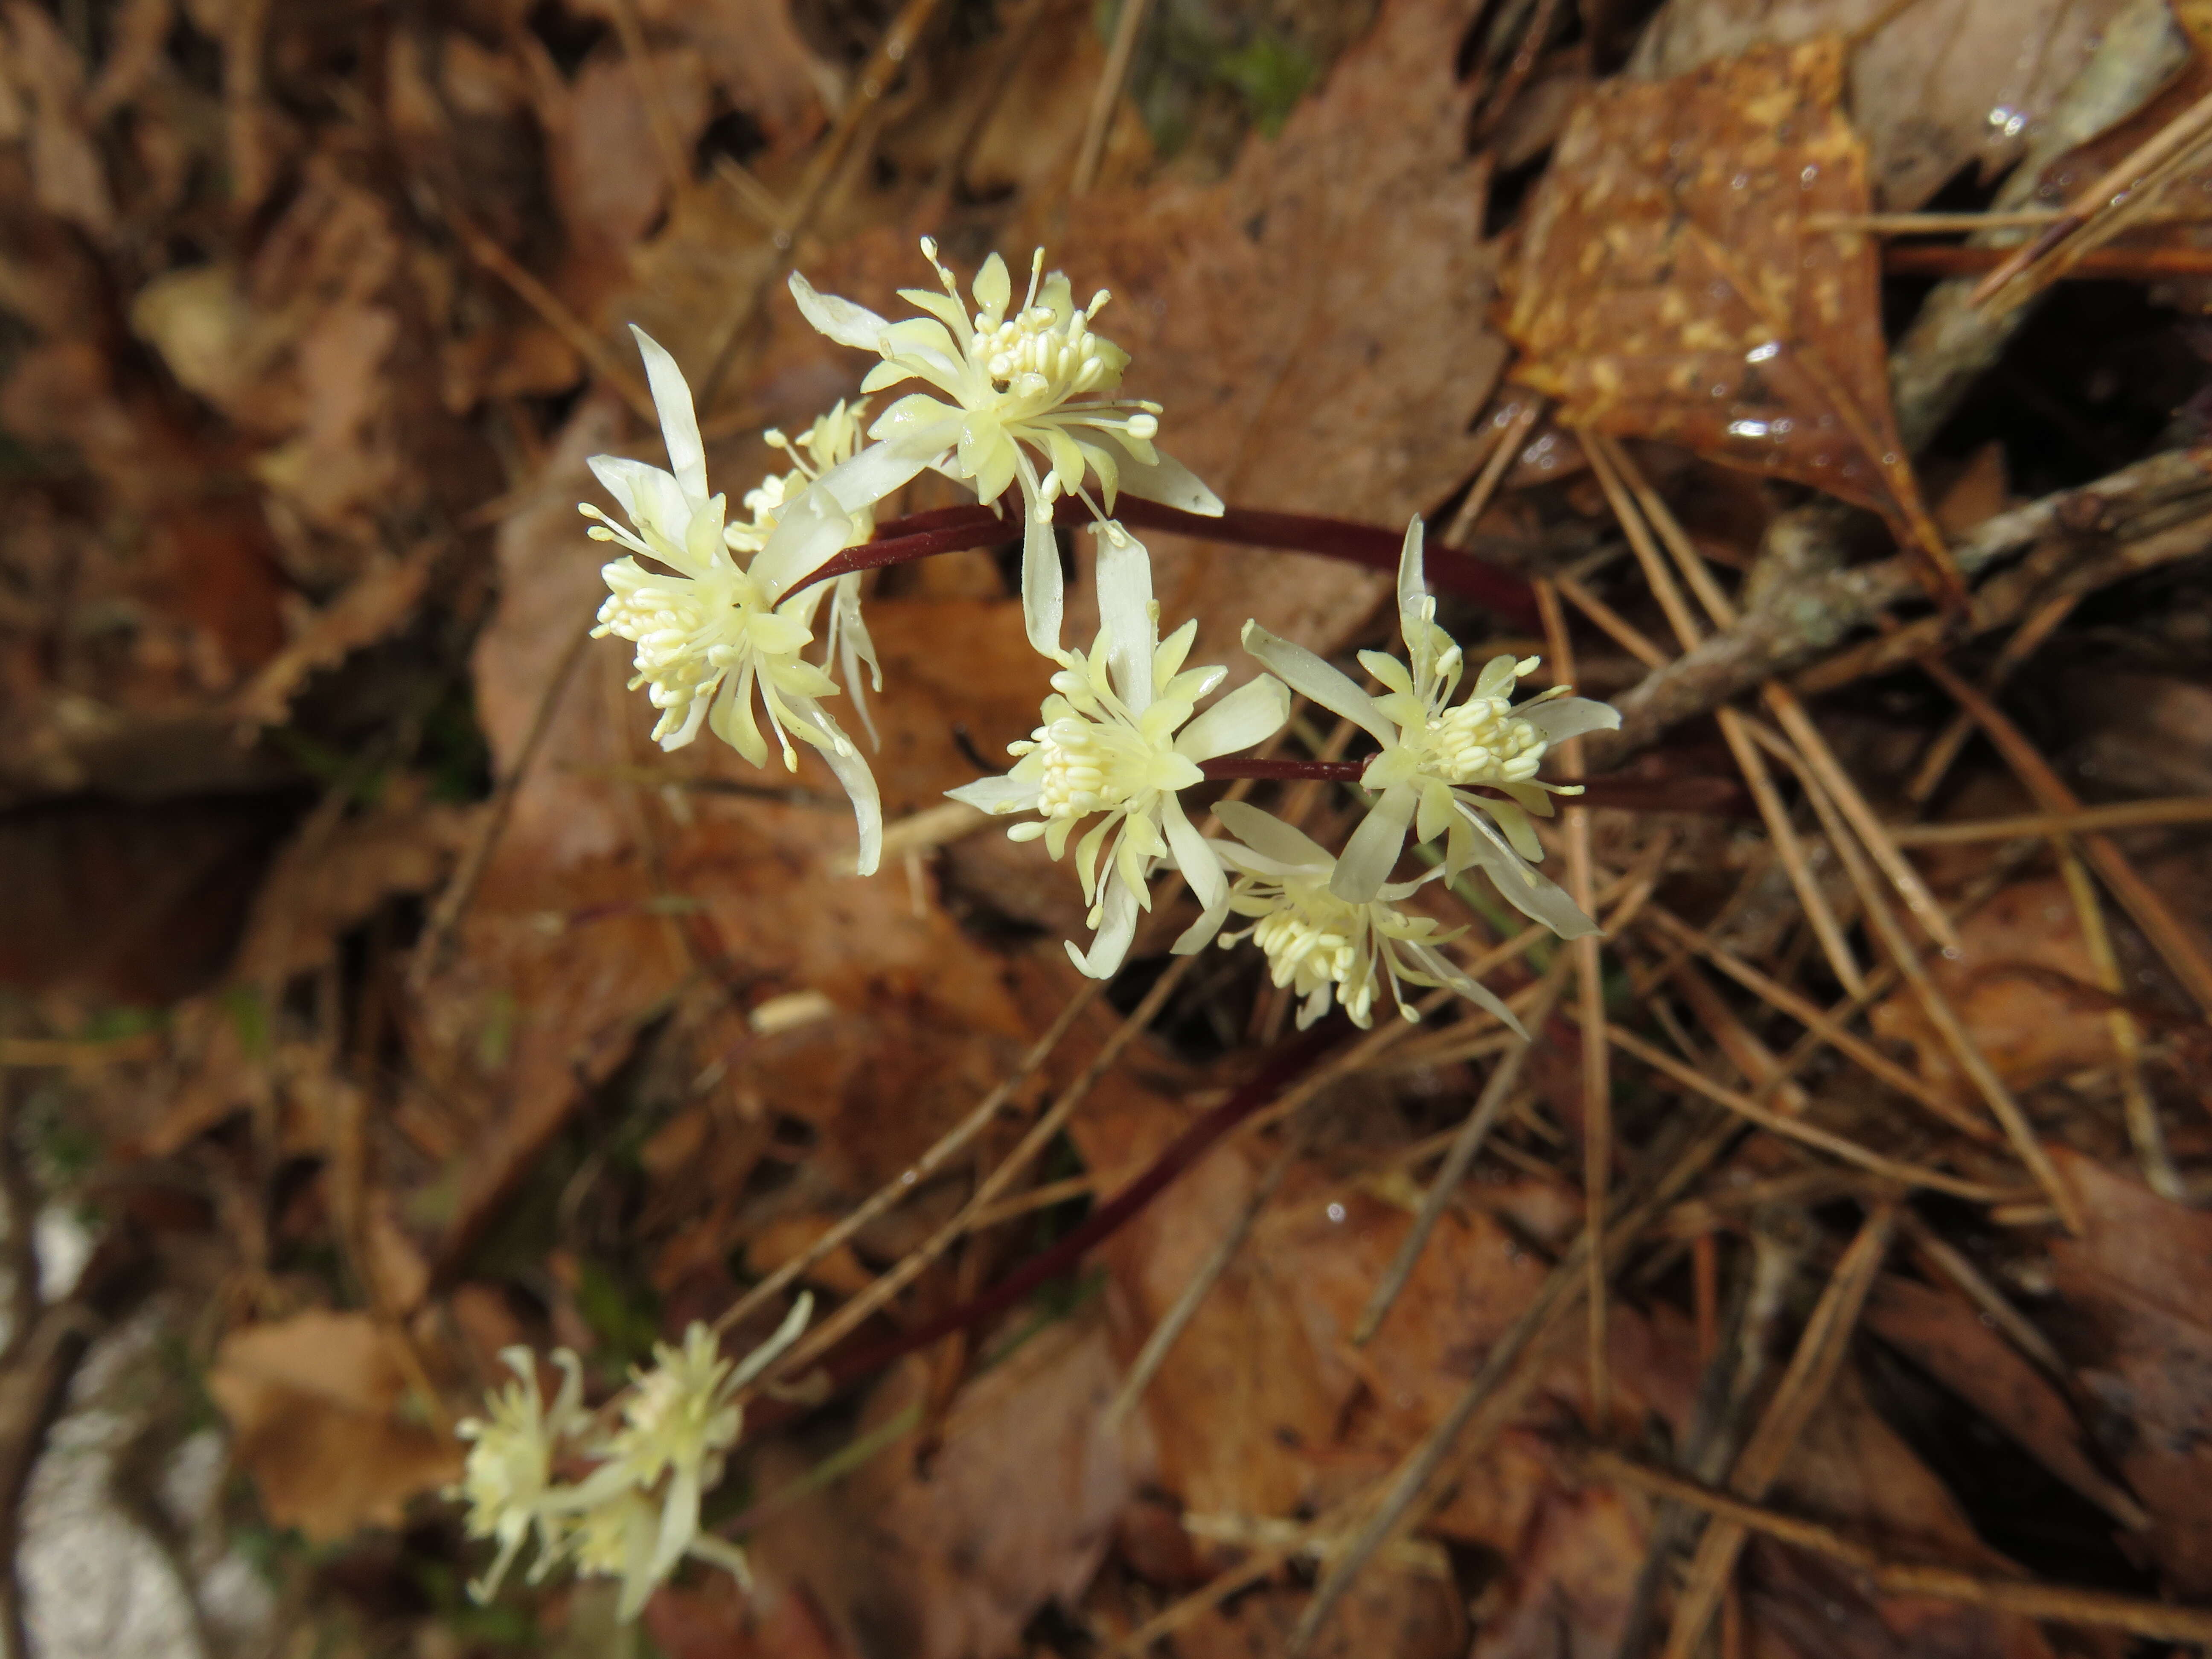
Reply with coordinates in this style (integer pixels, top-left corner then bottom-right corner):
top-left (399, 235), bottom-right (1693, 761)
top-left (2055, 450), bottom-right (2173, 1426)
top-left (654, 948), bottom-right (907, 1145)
top-left (1118, 445), bottom-right (1222, 515)
top-left (972, 251), bottom-right (1010, 321)
top-left (1022, 510), bottom-right (1063, 656)
top-left (1094, 527), bottom-right (1155, 712)
top-left (588, 455), bottom-right (693, 548)
top-left (1240, 622), bottom-right (1394, 746)
top-left (1456, 806), bottom-right (1599, 938)
top-left (1212, 799), bottom-right (1331, 868)
top-left (788, 270), bottom-right (890, 352)
top-left (1330, 784), bottom-right (1418, 902)
top-left (1175, 673), bottom-right (1289, 762)
top-left (1068, 876), bottom-right (1141, 978)
top-left (1521, 696), bottom-right (1622, 742)
top-left (1395, 515), bottom-right (1426, 623)
top-left (1161, 794), bottom-right (1225, 918)
top-left (628, 326), bottom-right (707, 501)
top-left (945, 774), bottom-right (1039, 812)
top-left (1403, 940), bottom-right (1528, 1039)
top-left (800, 702), bottom-right (883, 876)
top-left (729, 1291), bottom-right (814, 1391)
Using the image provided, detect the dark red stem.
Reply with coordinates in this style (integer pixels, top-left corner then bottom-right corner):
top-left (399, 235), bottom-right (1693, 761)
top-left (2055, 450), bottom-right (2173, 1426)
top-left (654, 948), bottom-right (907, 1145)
top-left (1196, 757), bottom-right (1752, 818)
top-left (740, 1025), bottom-right (1341, 1435)
top-left (790, 495), bottom-right (1540, 626)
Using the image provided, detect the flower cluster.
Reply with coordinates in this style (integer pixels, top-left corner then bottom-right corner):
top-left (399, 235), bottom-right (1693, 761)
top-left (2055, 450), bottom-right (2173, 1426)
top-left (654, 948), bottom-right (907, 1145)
top-left (578, 241), bottom-right (1620, 1025)
top-left (451, 1299), bottom-right (809, 1621)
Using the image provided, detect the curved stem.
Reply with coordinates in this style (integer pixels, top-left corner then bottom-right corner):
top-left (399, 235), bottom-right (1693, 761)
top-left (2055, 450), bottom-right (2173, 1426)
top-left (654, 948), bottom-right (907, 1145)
top-left (789, 494), bottom-right (1541, 624)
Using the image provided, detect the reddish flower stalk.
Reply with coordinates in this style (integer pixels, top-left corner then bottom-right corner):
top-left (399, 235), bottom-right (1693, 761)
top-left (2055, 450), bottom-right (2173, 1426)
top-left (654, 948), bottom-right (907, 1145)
top-left (1196, 757), bottom-right (1751, 817)
top-left (788, 495), bottom-right (1541, 626)
top-left (739, 1025), bottom-right (1341, 1437)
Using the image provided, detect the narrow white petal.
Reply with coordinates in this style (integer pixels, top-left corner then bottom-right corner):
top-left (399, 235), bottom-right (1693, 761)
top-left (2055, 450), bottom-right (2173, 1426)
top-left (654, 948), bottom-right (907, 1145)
top-left (1403, 941), bottom-right (1528, 1039)
top-left (1022, 510), bottom-right (1063, 656)
top-left (646, 1464), bottom-right (702, 1592)
top-left (752, 494), bottom-right (856, 601)
top-left (588, 455), bottom-right (692, 548)
top-left (1330, 784), bottom-right (1419, 902)
top-left (787, 270), bottom-right (891, 352)
top-left (1521, 696), bottom-right (1622, 742)
top-left (628, 326), bottom-right (707, 501)
top-left (1175, 673), bottom-right (1289, 762)
top-left (945, 774), bottom-right (1039, 812)
top-left (1395, 515), bottom-right (1426, 626)
top-left (1068, 876), bottom-right (1141, 978)
top-left (1118, 447), bottom-right (1222, 515)
top-left (1161, 794), bottom-right (1225, 917)
top-left (799, 701), bottom-right (883, 875)
top-left (1455, 805), bottom-right (1599, 938)
top-left (728, 1292), bottom-right (814, 1391)
top-left (1212, 799), bottom-right (1331, 869)
top-left (1094, 527), bottom-right (1155, 712)
top-left (1239, 622), bottom-right (1395, 746)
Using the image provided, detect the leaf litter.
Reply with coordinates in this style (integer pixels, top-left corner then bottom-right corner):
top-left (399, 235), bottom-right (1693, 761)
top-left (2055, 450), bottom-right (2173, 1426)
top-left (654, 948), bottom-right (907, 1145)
top-left (0, 0), bottom-right (2211, 1655)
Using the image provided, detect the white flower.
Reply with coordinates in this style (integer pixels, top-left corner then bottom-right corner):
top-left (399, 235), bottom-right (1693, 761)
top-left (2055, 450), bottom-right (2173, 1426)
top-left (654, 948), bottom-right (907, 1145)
top-left (1240, 516), bottom-right (1617, 934)
top-left (583, 327), bottom-right (884, 874)
top-left (1191, 802), bottom-right (1528, 1034)
top-left (776, 239), bottom-right (1222, 654)
top-left (946, 528), bottom-right (1289, 978)
top-left (559, 1297), bottom-right (810, 1619)
top-left (729, 399), bottom-right (884, 743)
top-left (451, 1346), bottom-right (585, 1601)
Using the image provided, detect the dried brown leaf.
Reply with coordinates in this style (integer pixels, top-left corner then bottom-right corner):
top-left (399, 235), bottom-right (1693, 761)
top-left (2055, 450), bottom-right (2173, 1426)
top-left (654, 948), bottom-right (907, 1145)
top-left (1629, 0), bottom-right (2137, 210)
top-left (1501, 41), bottom-right (1952, 588)
top-left (2048, 1148), bottom-right (2212, 1594)
top-left (208, 1309), bottom-right (459, 1543)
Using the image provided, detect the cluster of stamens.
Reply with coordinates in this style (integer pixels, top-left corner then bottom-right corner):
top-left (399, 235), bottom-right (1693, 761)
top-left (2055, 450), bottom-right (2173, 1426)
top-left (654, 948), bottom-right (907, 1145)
top-left (1428, 696), bottom-right (1547, 785)
top-left (1251, 895), bottom-right (1365, 1012)
top-left (978, 299), bottom-right (1120, 398)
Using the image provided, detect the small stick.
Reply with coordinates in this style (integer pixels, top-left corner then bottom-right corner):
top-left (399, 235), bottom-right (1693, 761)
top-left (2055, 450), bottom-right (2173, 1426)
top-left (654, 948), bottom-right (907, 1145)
top-left (1442, 397), bottom-right (1547, 547)
top-left (1592, 1450), bottom-right (2212, 1643)
top-left (1968, 83), bottom-right (2212, 305)
top-left (1537, 576), bottom-right (1612, 1429)
top-left (1104, 1111), bottom-right (1309, 1424)
top-left (1658, 1207), bottom-right (1897, 1659)
top-left (2056, 845), bottom-right (2184, 1199)
top-left (1743, 720), bottom-right (2083, 1230)
top-left (1906, 591), bottom-right (2080, 806)
top-left (1582, 434), bottom-right (1871, 994)
top-left (1887, 795), bottom-right (2212, 844)
top-left (1918, 655), bottom-right (2212, 1020)
top-left (1353, 958), bottom-right (1574, 1345)
top-left (1600, 1024), bottom-right (2019, 1202)
top-left (1071, 0), bottom-right (1152, 193)
top-left (711, 977), bottom-right (1106, 1340)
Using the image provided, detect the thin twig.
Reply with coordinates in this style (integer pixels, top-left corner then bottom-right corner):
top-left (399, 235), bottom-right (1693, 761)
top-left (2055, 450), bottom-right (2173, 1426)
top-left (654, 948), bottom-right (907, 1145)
top-left (1071, 0), bottom-right (1151, 193)
top-left (1593, 1449), bottom-right (2212, 1643)
top-left (1742, 720), bottom-right (2083, 1229)
top-left (1659, 1206), bottom-right (1897, 1659)
top-left (1443, 398), bottom-right (1546, 547)
top-left (1905, 591), bottom-right (2080, 806)
top-left (1537, 576), bottom-right (1612, 1427)
top-left (711, 978), bottom-right (1106, 1340)
top-left (412, 619), bottom-right (596, 985)
top-left (1353, 958), bottom-right (1573, 1345)
top-left (1104, 1109), bottom-right (1310, 1424)
top-left (760, 955), bottom-right (1199, 1384)
top-left (1886, 794), bottom-right (2212, 844)
top-left (1918, 654), bottom-right (2212, 1020)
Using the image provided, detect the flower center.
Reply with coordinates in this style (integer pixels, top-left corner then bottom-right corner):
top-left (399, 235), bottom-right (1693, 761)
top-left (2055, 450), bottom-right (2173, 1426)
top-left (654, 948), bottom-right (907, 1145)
top-left (1027, 717), bottom-right (1149, 817)
top-left (1426, 697), bottom-right (1546, 786)
top-left (1252, 891), bottom-right (1364, 1003)
top-left (978, 306), bottom-right (1119, 400)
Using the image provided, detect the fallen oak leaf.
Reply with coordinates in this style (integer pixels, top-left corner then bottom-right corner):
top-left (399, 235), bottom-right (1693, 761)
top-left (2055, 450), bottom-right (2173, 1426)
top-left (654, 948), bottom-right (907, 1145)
top-left (1499, 40), bottom-right (1964, 605)
top-left (227, 539), bottom-right (443, 733)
